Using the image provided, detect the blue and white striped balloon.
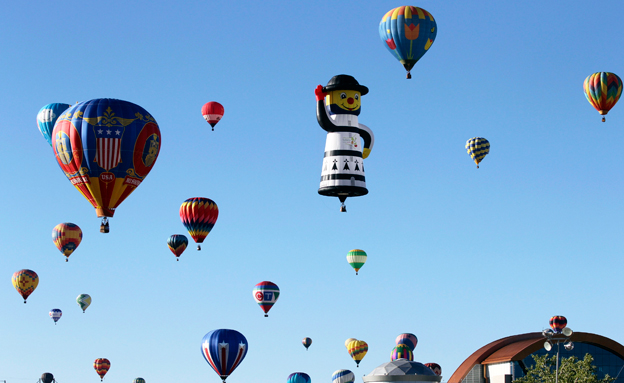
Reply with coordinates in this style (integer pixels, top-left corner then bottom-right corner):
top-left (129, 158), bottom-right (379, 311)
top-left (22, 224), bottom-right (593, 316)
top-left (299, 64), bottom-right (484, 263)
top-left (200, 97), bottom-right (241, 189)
top-left (332, 369), bottom-right (354, 383)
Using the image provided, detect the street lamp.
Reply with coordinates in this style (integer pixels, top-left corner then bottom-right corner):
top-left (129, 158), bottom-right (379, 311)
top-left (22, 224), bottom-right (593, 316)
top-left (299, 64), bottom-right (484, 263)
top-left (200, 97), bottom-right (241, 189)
top-left (542, 316), bottom-right (574, 383)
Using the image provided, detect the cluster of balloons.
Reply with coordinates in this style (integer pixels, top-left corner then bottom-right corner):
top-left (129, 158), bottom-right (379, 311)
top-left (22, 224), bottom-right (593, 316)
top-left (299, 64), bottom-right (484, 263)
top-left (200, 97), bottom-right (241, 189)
top-left (392, 333), bottom-right (417, 361)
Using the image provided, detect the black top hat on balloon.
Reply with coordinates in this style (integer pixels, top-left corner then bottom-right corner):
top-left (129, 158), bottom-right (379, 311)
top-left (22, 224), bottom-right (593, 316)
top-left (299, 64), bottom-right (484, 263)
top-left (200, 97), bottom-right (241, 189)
top-left (322, 75), bottom-right (369, 95)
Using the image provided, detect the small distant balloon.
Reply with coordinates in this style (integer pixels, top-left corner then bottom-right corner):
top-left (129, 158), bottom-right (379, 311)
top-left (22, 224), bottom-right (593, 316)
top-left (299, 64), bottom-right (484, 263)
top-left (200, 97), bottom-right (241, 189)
top-left (201, 329), bottom-right (248, 382)
top-left (133, 378), bottom-right (146, 383)
top-left (167, 234), bottom-right (188, 261)
top-left (332, 369), bottom-right (355, 383)
top-left (346, 249), bottom-right (367, 275)
top-left (288, 372), bottom-right (311, 383)
top-left (583, 72), bottom-right (622, 122)
top-left (180, 197), bottom-right (219, 250)
top-left (395, 333), bottom-right (418, 351)
top-left (549, 315), bottom-right (567, 333)
top-left (93, 358), bottom-right (110, 381)
top-left (12, 269), bottom-right (38, 303)
top-left (347, 340), bottom-right (368, 367)
top-left (345, 338), bottom-right (357, 349)
top-left (52, 223), bottom-right (82, 262)
top-left (37, 103), bottom-right (71, 146)
top-left (302, 337), bottom-right (312, 350)
top-left (391, 344), bottom-right (413, 361)
top-left (40, 372), bottom-right (56, 383)
top-left (425, 363), bottom-right (442, 376)
top-left (77, 294), bottom-right (91, 313)
top-left (202, 102), bottom-right (225, 131)
top-left (49, 309), bottom-right (62, 325)
top-left (465, 137), bottom-right (490, 168)
top-left (253, 281), bottom-right (280, 317)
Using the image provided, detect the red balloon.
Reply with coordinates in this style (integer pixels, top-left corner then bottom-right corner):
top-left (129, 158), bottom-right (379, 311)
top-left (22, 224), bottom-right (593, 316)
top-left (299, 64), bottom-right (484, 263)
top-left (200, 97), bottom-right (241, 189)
top-left (201, 102), bottom-right (224, 130)
top-left (93, 358), bottom-right (110, 381)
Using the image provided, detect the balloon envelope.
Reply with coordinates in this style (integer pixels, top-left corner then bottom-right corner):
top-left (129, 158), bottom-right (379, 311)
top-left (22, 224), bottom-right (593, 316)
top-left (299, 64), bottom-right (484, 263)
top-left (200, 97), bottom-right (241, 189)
top-left (41, 373), bottom-right (55, 383)
top-left (391, 344), bottom-right (413, 361)
top-left (347, 340), bottom-right (368, 367)
top-left (583, 72), bottom-right (622, 120)
top-left (180, 197), bottom-right (219, 249)
top-left (202, 101), bottom-right (225, 129)
top-left (133, 378), bottom-right (146, 383)
top-left (253, 281), bottom-right (280, 316)
top-left (12, 269), bottom-right (38, 303)
top-left (425, 363), bottom-right (442, 376)
top-left (288, 372), bottom-right (311, 383)
top-left (549, 315), bottom-right (567, 333)
top-left (379, 6), bottom-right (437, 78)
top-left (93, 358), bottom-right (110, 381)
top-left (345, 338), bottom-right (357, 349)
top-left (52, 223), bottom-right (82, 261)
top-left (332, 369), bottom-right (355, 383)
top-left (395, 333), bottom-right (418, 351)
top-left (77, 294), bottom-right (91, 312)
top-left (51, 98), bottom-right (161, 220)
top-left (346, 249), bottom-right (367, 275)
top-left (201, 329), bottom-right (248, 382)
top-left (302, 337), bottom-right (312, 350)
top-left (49, 309), bottom-right (62, 324)
top-left (38, 103), bottom-right (71, 146)
top-left (465, 137), bottom-right (489, 168)
top-left (167, 234), bottom-right (188, 260)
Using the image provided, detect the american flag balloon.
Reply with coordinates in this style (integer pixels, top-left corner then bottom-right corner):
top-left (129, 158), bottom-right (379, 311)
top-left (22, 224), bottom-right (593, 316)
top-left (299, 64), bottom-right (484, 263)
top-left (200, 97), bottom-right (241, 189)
top-left (201, 329), bottom-right (248, 382)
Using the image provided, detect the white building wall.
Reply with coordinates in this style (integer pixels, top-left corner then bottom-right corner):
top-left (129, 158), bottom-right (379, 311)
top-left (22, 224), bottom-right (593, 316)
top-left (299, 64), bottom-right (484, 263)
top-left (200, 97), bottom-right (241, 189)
top-left (486, 362), bottom-right (513, 383)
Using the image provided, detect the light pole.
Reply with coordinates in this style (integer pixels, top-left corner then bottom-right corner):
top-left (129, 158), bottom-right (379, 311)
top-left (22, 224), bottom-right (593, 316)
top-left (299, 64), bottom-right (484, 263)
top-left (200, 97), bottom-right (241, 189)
top-left (542, 315), bottom-right (574, 383)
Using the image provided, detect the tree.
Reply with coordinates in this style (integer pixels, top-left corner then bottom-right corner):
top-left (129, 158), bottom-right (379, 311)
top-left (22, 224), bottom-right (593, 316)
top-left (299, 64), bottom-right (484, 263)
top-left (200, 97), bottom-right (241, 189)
top-left (513, 354), bottom-right (615, 383)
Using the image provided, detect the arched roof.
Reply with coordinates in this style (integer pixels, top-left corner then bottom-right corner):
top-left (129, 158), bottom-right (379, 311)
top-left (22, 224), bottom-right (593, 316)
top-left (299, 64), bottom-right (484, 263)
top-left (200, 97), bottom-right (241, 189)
top-left (448, 332), bottom-right (624, 383)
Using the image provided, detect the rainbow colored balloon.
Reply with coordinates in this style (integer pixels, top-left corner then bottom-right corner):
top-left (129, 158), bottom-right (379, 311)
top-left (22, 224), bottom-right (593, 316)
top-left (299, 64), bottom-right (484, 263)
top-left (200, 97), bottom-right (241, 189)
top-left (52, 223), bottom-right (82, 262)
top-left (466, 137), bottom-right (490, 168)
top-left (391, 343), bottom-right (413, 361)
top-left (379, 6), bottom-right (437, 79)
top-left (201, 329), bottom-right (248, 382)
top-left (347, 249), bottom-right (367, 275)
top-left (93, 358), bottom-right (110, 381)
top-left (12, 269), bottom-right (38, 303)
top-left (549, 315), bottom-right (567, 333)
top-left (583, 72), bottom-right (622, 122)
top-left (51, 99), bottom-right (161, 230)
top-left (253, 281), bottom-right (280, 317)
top-left (180, 197), bottom-right (219, 250)
top-left (287, 372), bottom-right (311, 383)
top-left (395, 333), bottom-right (418, 351)
top-left (167, 234), bottom-right (188, 261)
top-left (332, 369), bottom-right (355, 383)
top-left (347, 339), bottom-right (368, 367)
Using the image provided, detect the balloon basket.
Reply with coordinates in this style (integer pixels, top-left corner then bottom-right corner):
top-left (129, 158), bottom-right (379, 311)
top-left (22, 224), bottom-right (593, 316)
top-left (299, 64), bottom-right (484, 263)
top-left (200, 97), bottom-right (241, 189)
top-left (197, 245), bottom-right (201, 251)
top-left (100, 218), bottom-right (109, 233)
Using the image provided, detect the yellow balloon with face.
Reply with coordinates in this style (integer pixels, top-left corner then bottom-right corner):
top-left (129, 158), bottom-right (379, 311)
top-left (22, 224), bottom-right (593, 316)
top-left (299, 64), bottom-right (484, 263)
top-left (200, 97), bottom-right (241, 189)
top-left (326, 89), bottom-right (362, 115)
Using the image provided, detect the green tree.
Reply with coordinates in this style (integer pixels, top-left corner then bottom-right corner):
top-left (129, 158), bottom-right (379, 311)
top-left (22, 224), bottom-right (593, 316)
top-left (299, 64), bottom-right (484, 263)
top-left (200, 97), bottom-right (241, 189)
top-left (513, 354), bottom-right (615, 383)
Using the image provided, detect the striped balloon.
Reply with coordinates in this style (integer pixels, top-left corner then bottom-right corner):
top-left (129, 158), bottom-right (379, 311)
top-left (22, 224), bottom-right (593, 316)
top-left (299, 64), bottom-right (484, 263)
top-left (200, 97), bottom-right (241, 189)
top-left (49, 308), bottom-right (62, 324)
top-left (347, 340), bottom-right (368, 367)
top-left (12, 269), bottom-right (38, 303)
top-left (425, 363), bottom-right (442, 376)
top-left (302, 337), bottom-right (312, 350)
top-left (167, 234), bottom-right (188, 261)
top-left (93, 358), bottom-right (110, 381)
top-left (395, 333), bottom-right (418, 351)
top-left (391, 343), bottom-right (413, 361)
top-left (345, 338), bottom-right (357, 349)
top-left (583, 72), bottom-right (622, 121)
top-left (201, 329), bottom-right (248, 382)
top-left (253, 281), bottom-right (280, 317)
top-left (52, 223), bottom-right (82, 262)
top-left (549, 315), bottom-right (567, 333)
top-left (287, 372), bottom-right (311, 383)
top-left (346, 249), bottom-right (367, 275)
top-left (180, 197), bottom-right (219, 250)
top-left (465, 137), bottom-right (490, 168)
top-left (332, 369), bottom-right (355, 383)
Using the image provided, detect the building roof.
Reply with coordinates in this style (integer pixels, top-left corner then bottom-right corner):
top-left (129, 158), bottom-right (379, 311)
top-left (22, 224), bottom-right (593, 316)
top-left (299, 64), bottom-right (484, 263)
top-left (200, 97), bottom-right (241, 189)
top-left (448, 332), bottom-right (624, 383)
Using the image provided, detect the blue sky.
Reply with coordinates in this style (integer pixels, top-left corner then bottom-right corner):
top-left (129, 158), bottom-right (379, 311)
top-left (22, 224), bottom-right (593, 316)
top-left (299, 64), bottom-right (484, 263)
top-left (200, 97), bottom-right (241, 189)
top-left (1, 0), bottom-right (624, 382)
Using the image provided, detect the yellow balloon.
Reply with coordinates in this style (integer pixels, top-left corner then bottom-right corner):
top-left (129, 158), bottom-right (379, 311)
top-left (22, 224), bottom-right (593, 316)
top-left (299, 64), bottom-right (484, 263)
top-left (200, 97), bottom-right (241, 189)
top-left (12, 269), bottom-right (39, 303)
top-left (347, 340), bottom-right (368, 367)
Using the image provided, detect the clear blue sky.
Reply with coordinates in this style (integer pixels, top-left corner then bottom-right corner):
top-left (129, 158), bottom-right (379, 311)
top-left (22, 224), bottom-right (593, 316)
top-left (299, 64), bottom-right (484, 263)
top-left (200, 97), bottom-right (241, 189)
top-left (1, 0), bottom-right (623, 382)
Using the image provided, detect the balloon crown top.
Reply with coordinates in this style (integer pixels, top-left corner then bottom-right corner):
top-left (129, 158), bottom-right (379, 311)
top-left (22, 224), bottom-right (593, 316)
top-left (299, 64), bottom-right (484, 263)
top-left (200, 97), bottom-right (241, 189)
top-left (323, 75), bottom-right (369, 95)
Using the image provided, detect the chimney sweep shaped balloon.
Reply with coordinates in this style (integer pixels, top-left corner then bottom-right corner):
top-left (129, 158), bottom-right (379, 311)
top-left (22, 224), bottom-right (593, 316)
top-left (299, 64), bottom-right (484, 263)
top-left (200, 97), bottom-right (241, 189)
top-left (315, 75), bottom-right (374, 212)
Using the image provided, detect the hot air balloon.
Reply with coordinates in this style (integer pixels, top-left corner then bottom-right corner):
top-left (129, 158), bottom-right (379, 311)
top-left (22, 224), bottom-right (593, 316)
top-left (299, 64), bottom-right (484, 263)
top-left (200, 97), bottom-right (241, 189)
top-left (51, 98), bottom-right (161, 233)
top-left (347, 249), bottom-right (367, 275)
top-left (52, 223), bottom-right (82, 262)
top-left (40, 372), bottom-right (56, 383)
top-left (550, 315), bottom-right (567, 333)
top-left (302, 337), bottom-right (312, 350)
top-left (466, 137), bottom-right (489, 168)
top-left (38, 103), bottom-right (71, 146)
top-left (77, 293), bottom-right (91, 313)
top-left (379, 6), bottom-right (437, 79)
top-left (180, 197), bottom-right (219, 250)
top-left (583, 72), bottom-right (622, 121)
top-left (332, 369), bottom-right (355, 383)
top-left (49, 309), bottom-right (62, 325)
top-left (347, 340), bottom-right (368, 367)
top-left (12, 269), bottom-right (38, 303)
top-left (202, 102), bottom-right (225, 131)
top-left (167, 234), bottom-right (188, 261)
top-left (133, 379), bottom-right (146, 383)
top-left (425, 363), bottom-right (442, 376)
top-left (395, 333), bottom-right (418, 351)
top-left (201, 329), bottom-right (248, 382)
top-left (252, 281), bottom-right (280, 317)
top-left (345, 338), bottom-right (357, 349)
top-left (94, 358), bottom-right (110, 381)
top-left (391, 344), bottom-right (413, 361)
top-left (288, 372), bottom-right (311, 383)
